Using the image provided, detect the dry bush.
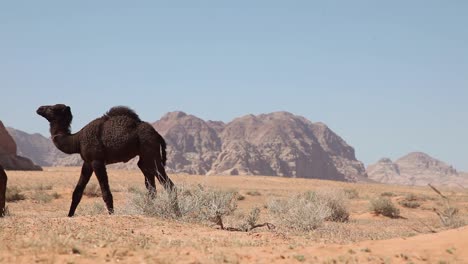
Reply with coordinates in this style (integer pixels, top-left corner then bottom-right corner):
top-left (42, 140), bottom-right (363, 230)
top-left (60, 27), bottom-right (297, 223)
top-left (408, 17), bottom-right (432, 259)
top-left (82, 202), bottom-right (106, 215)
top-left (428, 185), bottom-right (465, 228)
top-left (6, 186), bottom-right (25, 202)
top-left (370, 197), bottom-right (400, 218)
top-left (399, 194), bottom-right (422, 208)
top-left (31, 191), bottom-right (57, 203)
top-left (380, 192), bottom-right (396, 197)
top-left (84, 183), bottom-right (101, 197)
top-left (268, 189), bottom-right (349, 231)
top-left (344, 188), bottom-right (359, 199)
top-left (322, 190), bottom-right (350, 222)
top-left (236, 194), bottom-right (246, 201)
top-left (246, 191), bottom-right (261, 196)
top-left (124, 185), bottom-right (238, 229)
top-left (32, 183), bottom-right (53, 191)
top-left (399, 200), bottom-right (421, 208)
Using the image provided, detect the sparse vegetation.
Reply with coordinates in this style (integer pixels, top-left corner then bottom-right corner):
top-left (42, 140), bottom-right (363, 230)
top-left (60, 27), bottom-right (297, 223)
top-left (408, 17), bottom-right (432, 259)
top-left (33, 184), bottom-right (53, 191)
top-left (380, 192), bottom-right (396, 197)
top-left (293, 255), bottom-right (305, 262)
top-left (31, 191), bottom-right (55, 203)
top-left (399, 200), bottom-right (421, 208)
top-left (125, 185), bottom-right (238, 229)
top-left (399, 194), bottom-right (422, 208)
top-left (246, 190), bottom-right (261, 196)
top-left (344, 188), bottom-right (359, 199)
top-left (6, 186), bottom-right (25, 202)
top-left (428, 184), bottom-right (465, 228)
top-left (83, 183), bottom-right (101, 197)
top-left (269, 189), bottom-right (349, 231)
top-left (370, 197), bottom-right (400, 218)
top-left (82, 202), bottom-right (106, 215)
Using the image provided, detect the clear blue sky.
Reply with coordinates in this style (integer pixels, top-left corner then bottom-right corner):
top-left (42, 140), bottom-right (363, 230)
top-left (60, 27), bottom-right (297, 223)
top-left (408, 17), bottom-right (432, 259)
top-left (1, 1), bottom-right (467, 170)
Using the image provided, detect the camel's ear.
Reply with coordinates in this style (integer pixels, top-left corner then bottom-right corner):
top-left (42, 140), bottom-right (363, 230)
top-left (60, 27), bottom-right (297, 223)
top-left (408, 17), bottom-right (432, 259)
top-left (64, 106), bottom-right (71, 115)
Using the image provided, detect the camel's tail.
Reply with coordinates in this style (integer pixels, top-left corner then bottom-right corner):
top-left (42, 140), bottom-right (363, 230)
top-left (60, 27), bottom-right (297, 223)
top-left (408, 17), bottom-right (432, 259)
top-left (158, 133), bottom-right (167, 166)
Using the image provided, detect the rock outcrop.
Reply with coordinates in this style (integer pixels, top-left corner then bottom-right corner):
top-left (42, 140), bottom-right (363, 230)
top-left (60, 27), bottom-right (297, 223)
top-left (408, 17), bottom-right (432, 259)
top-left (367, 152), bottom-right (468, 187)
top-left (0, 121), bottom-right (41, 170)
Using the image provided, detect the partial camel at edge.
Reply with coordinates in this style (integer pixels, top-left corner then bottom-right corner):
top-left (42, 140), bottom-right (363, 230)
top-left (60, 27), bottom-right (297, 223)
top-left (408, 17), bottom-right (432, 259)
top-left (0, 164), bottom-right (7, 217)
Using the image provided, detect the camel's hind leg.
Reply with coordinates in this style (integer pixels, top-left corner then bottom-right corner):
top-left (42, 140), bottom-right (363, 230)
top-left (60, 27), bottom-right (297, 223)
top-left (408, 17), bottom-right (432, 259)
top-left (155, 158), bottom-right (175, 191)
top-left (68, 162), bottom-right (93, 217)
top-left (154, 156), bottom-right (181, 217)
top-left (137, 157), bottom-right (157, 197)
top-left (91, 160), bottom-right (114, 215)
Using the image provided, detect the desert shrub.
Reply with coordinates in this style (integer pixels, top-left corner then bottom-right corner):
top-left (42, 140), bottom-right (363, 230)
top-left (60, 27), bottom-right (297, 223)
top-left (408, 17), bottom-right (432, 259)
top-left (322, 190), bottom-right (350, 222)
top-left (269, 192), bottom-right (330, 231)
top-left (399, 200), bottom-right (421, 208)
top-left (51, 192), bottom-right (61, 199)
top-left (31, 191), bottom-right (55, 203)
top-left (236, 194), bottom-right (246, 201)
top-left (125, 185), bottom-right (238, 228)
top-left (436, 206), bottom-right (464, 228)
top-left (370, 197), bottom-right (400, 218)
top-left (6, 187), bottom-right (25, 202)
top-left (399, 194), bottom-right (421, 208)
top-left (34, 184), bottom-right (53, 191)
top-left (127, 186), bottom-right (140, 194)
top-left (344, 188), bottom-right (359, 199)
top-left (246, 191), bottom-right (261, 196)
top-left (84, 183), bottom-right (101, 197)
top-left (268, 189), bottom-right (349, 231)
top-left (82, 202), bottom-right (106, 215)
top-left (427, 184), bottom-right (464, 228)
top-left (380, 192), bottom-right (396, 197)
top-left (238, 207), bottom-right (261, 231)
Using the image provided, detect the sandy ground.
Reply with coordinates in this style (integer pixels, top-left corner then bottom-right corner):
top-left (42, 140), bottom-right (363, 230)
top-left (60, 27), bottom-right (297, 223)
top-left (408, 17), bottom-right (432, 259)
top-left (0, 167), bottom-right (467, 263)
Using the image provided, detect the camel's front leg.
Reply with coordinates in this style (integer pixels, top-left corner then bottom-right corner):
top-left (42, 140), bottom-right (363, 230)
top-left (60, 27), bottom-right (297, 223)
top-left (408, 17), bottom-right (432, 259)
top-left (69, 162), bottom-right (93, 217)
top-left (91, 160), bottom-right (114, 214)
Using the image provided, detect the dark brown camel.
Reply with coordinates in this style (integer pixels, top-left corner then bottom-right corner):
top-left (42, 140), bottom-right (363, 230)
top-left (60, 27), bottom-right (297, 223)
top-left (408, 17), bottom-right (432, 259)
top-left (0, 165), bottom-right (7, 217)
top-left (37, 104), bottom-right (176, 217)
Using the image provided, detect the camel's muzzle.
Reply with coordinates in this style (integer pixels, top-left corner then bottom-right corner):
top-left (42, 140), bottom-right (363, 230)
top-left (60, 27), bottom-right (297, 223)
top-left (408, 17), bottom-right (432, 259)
top-left (36, 106), bottom-right (48, 117)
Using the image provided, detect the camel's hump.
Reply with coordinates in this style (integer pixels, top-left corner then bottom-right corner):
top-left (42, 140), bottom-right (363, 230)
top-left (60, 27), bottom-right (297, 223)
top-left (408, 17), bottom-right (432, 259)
top-left (105, 106), bottom-right (141, 122)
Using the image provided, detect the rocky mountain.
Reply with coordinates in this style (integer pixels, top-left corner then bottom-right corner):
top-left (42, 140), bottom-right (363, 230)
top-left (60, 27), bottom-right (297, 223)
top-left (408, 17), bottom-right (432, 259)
top-left (0, 121), bottom-right (41, 170)
top-left (367, 152), bottom-right (468, 187)
top-left (156, 111), bottom-right (367, 181)
top-left (7, 111), bottom-right (368, 181)
top-left (153, 111), bottom-right (222, 175)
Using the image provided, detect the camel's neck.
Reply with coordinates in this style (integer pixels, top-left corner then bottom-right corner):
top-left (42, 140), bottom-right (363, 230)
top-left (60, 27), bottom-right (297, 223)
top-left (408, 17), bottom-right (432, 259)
top-left (49, 122), bottom-right (80, 155)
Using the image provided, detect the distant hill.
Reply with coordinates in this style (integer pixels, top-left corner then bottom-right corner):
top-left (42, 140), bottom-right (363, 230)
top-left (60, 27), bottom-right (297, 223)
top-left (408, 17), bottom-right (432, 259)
top-left (0, 121), bottom-right (41, 171)
top-left (367, 152), bottom-right (468, 187)
top-left (7, 111), bottom-right (368, 182)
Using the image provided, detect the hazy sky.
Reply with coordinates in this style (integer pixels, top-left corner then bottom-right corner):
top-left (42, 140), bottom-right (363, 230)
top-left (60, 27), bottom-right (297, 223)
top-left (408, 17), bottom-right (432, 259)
top-left (1, 1), bottom-right (467, 170)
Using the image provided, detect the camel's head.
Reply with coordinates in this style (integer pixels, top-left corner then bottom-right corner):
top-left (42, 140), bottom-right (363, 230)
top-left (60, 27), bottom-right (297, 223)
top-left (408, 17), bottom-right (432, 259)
top-left (36, 104), bottom-right (72, 125)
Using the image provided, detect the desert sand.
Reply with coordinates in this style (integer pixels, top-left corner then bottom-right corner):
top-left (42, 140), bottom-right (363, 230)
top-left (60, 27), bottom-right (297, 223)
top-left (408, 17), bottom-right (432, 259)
top-left (0, 167), bottom-right (467, 263)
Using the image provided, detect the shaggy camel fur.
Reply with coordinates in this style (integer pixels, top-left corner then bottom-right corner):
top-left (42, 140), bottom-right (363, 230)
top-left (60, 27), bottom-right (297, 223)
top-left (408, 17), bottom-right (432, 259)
top-left (37, 104), bottom-right (175, 217)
